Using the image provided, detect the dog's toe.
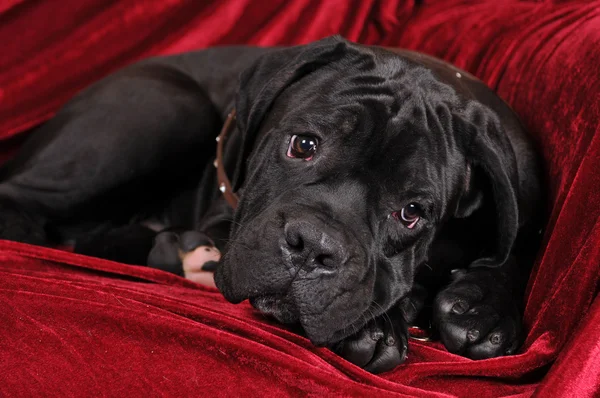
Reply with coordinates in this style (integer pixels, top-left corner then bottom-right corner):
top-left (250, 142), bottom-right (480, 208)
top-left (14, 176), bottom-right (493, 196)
top-left (147, 230), bottom-right (220, 287)
top-left (179, 230), bottom-right (214, 252)
top-left (334, 311), bottom-right (408, 374)
top-left (181, 245), bottom-right (220, 288)
top-left (147, 231), bottom-right (184, 275)
top-left (433, 270), bottom-right (522, 359)
top-left (465, 318), bottom-right (520, 359)
top-left (336, 326), bottom-right (379, 368)
top-left (364, 329), bottom-right (408, 374)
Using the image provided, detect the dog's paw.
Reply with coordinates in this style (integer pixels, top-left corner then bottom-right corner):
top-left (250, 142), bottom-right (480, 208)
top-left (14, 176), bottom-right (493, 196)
top-left (333, 312), bottom-right (408, 374)
top-left (433, 269), bottom-right (522, 359)
top-left (147, 230), bottom-right (220, 287)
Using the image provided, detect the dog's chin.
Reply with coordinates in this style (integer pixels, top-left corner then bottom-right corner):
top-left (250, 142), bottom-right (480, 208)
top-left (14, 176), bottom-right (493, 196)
top-left (302, 313), bottom-right (373, 346)
top-left (249, 295), bottom-right (300, 324)
top-left (250, 295), bottom-right (372, 346)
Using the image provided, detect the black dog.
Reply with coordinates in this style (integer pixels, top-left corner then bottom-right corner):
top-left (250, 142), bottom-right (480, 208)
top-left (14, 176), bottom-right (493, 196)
top-left (0, 36), bottom-right (543, 373)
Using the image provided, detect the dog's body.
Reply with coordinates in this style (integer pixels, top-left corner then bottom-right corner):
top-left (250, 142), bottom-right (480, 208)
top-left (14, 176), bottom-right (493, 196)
top-left (0, 37), bottom-right (543, 373)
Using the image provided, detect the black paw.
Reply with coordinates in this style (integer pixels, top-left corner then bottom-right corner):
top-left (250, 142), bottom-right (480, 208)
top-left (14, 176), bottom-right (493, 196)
top-left (433, 269), bottom-right (522, 359)
top-left (147, 229), bottom-right (216, 276)
top-left (333, 311), bottom-right (408, 374)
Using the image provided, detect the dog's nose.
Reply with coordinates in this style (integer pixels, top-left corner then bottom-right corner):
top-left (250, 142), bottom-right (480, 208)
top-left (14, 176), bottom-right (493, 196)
top-left (282, 220), bottom-right (347, 271)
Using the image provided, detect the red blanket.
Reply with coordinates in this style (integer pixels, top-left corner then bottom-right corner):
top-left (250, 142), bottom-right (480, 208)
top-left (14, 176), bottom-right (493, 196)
top-left (1, 1), bottom-right (599, 396)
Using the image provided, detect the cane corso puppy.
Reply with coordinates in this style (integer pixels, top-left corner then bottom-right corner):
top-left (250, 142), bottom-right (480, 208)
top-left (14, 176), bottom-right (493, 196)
top-left (0, 36), bottom-right (543, 373)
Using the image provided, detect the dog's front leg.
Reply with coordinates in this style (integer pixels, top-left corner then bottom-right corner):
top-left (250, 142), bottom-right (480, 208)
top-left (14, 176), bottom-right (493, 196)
top-left (332, 305), bottom-right (409, 374)
top-left (147, 229), bottom-right (222, 287)
top-left (432, 258), bottom-right (524, 359)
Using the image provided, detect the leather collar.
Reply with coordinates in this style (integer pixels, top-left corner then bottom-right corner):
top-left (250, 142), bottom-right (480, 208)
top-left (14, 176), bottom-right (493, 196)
top-left (215, 109), bottom-right (239, 209)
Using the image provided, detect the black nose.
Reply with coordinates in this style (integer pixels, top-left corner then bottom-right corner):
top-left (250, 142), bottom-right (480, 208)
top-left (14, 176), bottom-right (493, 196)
top-left (282, 219), bottom-right (347, 271)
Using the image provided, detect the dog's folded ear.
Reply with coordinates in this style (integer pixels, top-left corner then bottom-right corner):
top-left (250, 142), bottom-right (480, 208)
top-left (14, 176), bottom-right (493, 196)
top-left (454, 163), bottom-right (483, 219)
top-left (231, 35), bottom-right (349, 191)
top-left (455, 103), bottom-right (520, 268)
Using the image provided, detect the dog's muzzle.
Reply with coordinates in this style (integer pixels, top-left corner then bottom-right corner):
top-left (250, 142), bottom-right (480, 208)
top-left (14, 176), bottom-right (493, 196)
top-left (280, 218), bottom-right (350, 275)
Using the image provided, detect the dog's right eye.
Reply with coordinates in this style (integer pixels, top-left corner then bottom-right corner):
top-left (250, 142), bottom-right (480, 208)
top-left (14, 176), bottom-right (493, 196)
top-left (391, 203), bottom-right (422, 229)
top-left (287, 135), bottom-right (318, 160)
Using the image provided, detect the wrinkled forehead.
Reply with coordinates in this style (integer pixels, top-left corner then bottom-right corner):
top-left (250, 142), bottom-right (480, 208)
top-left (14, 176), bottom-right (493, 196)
top-left (284, 50), bottom-right (458, 116)
top-left (276, 52), bottom-right (461, 139)
top-left (269, 52), bottom-right (465, 198)
top-left (278, 71), bottom-right (459, 156)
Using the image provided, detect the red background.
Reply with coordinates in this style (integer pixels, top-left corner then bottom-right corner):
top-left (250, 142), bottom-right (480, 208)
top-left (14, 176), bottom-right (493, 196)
top-left (1, 1), bottom-right (599, 396)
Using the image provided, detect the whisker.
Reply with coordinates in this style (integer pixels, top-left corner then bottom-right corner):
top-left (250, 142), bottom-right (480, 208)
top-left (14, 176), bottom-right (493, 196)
top-left (222, 218), bottom-right (244, 228)
top-left (214, 238), bottom-right (253, 251)
top-left (410, 300), bottom-right (418, 314)
top-left (371, 301), bottom-right (395, 337)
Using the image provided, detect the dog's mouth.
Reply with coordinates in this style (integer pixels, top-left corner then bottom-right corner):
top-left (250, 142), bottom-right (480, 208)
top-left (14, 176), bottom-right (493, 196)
top-left (219, 206), bottom-right (380, 345)
top-left (249, 293), bottom-right (376, 346)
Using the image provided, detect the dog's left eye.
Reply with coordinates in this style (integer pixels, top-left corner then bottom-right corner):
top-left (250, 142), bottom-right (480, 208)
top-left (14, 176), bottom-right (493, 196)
top-left (392, 203), bottom-right (422, 229)
top-left (287, 135), bottom-right (318, 160)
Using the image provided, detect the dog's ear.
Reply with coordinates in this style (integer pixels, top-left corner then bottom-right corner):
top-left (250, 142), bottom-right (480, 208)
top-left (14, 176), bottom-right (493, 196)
top-left (231, 35), bottom-right (349, 191)
top-left (455, 103), bottom-right (520, 268)
top-left (454, 163), bottom-right (483, 218)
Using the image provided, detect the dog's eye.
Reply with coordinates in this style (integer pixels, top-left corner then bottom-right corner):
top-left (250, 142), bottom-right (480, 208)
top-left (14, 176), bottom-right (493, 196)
top-left (287, 135), bottom-right (318, 160)
top-left (392, 203), bottom-right (422, 229)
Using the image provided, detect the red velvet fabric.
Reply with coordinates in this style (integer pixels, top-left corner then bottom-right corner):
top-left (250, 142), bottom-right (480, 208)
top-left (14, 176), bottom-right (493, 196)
top-left (1, 1), bottom-right (599, 396)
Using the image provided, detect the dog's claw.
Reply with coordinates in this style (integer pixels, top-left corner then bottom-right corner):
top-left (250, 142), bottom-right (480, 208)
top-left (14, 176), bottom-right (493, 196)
top-left (432, 270), bottom-right (522, 359)
top-left (334, 310), bottom-right (408, 374)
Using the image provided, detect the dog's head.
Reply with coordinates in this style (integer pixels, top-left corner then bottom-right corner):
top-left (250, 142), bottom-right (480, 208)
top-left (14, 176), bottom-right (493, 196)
top-left (214, 36), bottom-right (519, 345)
